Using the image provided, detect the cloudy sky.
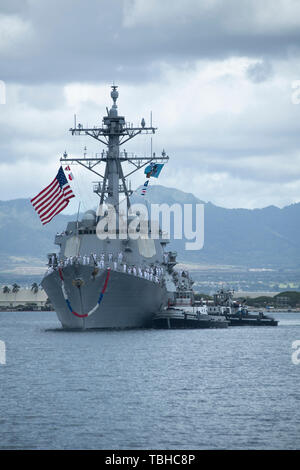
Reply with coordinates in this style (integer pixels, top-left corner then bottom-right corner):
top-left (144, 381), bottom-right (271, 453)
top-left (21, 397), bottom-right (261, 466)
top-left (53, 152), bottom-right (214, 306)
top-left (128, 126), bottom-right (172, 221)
top-left (1, 0), bottom-right (300, 211)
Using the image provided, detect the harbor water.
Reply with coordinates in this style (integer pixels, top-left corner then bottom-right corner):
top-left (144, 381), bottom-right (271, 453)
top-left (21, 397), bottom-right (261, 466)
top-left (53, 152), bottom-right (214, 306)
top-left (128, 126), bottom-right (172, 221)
top-left (0, 311), bottom-right (299, 449)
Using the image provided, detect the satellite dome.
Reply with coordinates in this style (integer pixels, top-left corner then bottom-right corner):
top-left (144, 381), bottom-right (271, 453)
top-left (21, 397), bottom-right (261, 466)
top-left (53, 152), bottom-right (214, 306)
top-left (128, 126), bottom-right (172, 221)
top-left (82, 210), bottom-right (96, 226)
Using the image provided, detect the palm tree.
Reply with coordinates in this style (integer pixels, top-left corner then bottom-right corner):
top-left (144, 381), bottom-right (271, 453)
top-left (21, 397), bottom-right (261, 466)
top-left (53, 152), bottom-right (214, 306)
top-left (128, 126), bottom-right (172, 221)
top-left (12, 283), bottom-right (20, 294)
top-left (3, 286), bottom-right (10, 294)
top-left (31, 283), bottom-right (39, 294)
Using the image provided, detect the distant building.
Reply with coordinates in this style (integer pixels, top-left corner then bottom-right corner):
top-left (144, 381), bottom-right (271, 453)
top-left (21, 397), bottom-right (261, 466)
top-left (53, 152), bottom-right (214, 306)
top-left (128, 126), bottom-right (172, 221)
top-left (0, 287), bottom-right (48, 310)
top-left (233, 291), bottom-right (279, 299)
top-left (276, 296), bottom-right (290, 307)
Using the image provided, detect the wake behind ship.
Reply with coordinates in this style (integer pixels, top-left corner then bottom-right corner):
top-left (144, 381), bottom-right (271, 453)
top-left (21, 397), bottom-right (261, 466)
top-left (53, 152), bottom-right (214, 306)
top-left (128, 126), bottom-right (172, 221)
top-left (41, 86), bottom-right (182, 329)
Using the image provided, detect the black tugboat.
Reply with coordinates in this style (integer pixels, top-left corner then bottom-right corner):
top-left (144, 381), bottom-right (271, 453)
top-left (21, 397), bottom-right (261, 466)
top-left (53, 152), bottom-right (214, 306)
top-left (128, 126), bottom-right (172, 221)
top-left (203, 289), bottom-right (278, 326)
top-left (153, 282), bottom-right (229, 329)
top-left (153, 308), bottom-right (229, 329)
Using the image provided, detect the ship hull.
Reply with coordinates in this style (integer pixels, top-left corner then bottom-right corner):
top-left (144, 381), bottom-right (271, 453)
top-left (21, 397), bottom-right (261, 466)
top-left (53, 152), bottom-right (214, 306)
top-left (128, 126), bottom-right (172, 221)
top-left (153, 317), bottom-right (228, 329)
top-left (42, 265), bottom-right (166, 329)
top-left (225, 316), bottom-right (278, 326)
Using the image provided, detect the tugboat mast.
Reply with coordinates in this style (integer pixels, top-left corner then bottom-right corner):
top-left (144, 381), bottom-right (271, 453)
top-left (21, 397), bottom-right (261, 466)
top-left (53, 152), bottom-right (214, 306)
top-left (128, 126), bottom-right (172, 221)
top-left (61, 85), bottom-right (169, 211)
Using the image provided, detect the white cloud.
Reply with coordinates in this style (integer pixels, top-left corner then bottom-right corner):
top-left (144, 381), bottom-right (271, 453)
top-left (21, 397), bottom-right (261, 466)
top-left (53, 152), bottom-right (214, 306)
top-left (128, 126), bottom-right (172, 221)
top-left (0, 54), bottom-right (300, 210)
top-left (123, 0), bottom-right (224, 28)
top-left (123, 0), bottom-right (300, 34)
top-left (0, 13), bottom-right (33, 55)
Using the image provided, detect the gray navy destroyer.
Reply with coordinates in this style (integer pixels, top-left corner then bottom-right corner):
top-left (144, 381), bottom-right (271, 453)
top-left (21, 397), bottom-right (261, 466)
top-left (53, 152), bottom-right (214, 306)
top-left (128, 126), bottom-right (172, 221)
top-left (42, 85), bottom-right (186, 329)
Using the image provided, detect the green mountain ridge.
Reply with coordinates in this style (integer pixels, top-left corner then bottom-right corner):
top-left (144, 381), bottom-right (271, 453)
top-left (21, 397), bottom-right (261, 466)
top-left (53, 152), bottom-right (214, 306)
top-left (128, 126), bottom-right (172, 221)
top-left (0, 186), bottom-right (299, 270)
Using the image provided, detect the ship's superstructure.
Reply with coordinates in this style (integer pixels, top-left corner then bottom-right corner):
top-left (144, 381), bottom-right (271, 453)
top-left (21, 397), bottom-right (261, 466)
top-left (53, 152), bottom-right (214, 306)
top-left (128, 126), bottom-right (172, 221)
top-left (42, 86), bottom-right (181, 329)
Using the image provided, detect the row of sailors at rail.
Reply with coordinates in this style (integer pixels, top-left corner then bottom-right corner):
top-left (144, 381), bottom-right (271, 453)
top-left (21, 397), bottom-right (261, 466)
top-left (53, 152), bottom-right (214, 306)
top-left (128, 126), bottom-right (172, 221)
top-left (49, 252), bottom-right (167, 271)
top-left (47, 253), bottom-right (164, 281)
top-left (49, 252), bottom-right (171, 266)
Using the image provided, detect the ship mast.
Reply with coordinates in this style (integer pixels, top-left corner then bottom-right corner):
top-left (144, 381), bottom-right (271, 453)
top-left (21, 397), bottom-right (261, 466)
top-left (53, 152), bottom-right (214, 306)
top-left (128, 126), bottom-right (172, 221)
top-left (61, 85), bottom-right (169, 212)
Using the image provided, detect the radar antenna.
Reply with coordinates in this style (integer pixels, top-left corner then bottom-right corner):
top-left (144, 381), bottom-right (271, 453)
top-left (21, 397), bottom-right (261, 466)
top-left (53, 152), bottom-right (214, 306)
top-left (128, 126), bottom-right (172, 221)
top-left (61, 85), bottom-right (169, 210)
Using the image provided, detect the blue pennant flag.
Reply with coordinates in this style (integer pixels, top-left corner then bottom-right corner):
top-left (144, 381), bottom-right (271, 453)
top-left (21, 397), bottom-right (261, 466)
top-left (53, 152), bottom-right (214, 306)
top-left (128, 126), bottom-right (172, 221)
top-left (141, 179), bottom-right (149, 196)
top-left (144, 163), bottom-right (164, 179)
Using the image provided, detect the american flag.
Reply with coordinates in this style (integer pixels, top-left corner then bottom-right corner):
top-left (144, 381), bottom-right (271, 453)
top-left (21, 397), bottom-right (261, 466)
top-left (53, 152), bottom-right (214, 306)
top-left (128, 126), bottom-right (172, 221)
top-left (31, 166), bottom-right (75, 225)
